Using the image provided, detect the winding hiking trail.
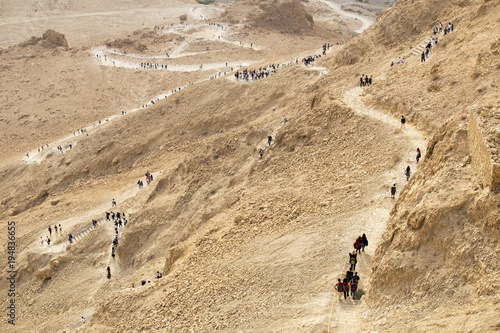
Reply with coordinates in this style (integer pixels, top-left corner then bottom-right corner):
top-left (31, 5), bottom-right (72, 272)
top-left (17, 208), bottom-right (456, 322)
top-left (326, 86), bottom-right (426, 332)
top-left (37, 170), bottom-right (164, 254)
top-left (317, 0), bottom-right (374, 34)
top-left (92, 48), bottom-right (258, 72)
top-left (20, 12), bottom-right (430, 329)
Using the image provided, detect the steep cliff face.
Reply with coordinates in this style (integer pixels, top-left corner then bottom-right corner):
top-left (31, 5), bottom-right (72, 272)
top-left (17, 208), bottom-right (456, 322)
top-left (366, 114), bottom-right (500, 331)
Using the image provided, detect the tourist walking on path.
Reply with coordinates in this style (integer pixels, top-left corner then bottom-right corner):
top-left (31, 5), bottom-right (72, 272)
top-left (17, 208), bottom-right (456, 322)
top-left (349, 252), bottom-right (358, 270)
top-left (361, 234), bottom-right (368, 252)
top-left (390, 184), bottom-right (397, 199)
top-left (416, 148), bottom-right (422, 163)
top-left (336, 279), bottom-right (344, 300)
top-left (351, 281), bottom-right (358, 300)
top-left (354, 237), bottom-right (362, 253)
top-left (342, 278), bottom-right (350, 299)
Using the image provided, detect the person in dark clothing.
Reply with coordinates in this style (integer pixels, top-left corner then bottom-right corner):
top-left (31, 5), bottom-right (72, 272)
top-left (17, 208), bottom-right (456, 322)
top-left (391, 184), bottom-right (396, 198)
top-left (401, 116), bottom-right (406, 129)
top-left (416, 148), bottom-right (422, 163)
top-left (346, 269), bottom-right (354, 283)
top-left (268, 136), bottom-right (272, 146)
top-left (351, 281), bottom-right (358, 300)
top-left (360, 234), bottom-right (368, 252)
top-left (421, 52), bottom-right (426, 63)
top-left (405, 166), bottom-right (411, 180)
top-left (107, 267), bottom-right (111, 279)
top-left (352, 272), bottom-right (360, 285)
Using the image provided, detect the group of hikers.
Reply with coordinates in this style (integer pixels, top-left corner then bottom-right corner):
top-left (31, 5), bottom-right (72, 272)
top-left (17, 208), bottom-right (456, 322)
top-left (137, 171), bottom-right (154, 189)
top-left (302, 54), bottom-right (322, 66)
top-left (40, 224), bottom-right (63, 246)
top-left (433, 22), bottom-right (454, 35)
top-left (335, 234), bottom-right (368, 300)
top-left (234, 65), bottom-right (277, 81)
top-left (423, 22), bottom-right (455, 63)
top-left (35, 143), bottom-right (49, 153)
top-left (140, 62), bottom-right (168, 70)
top-left (107, 209), bottom-right (130, 279)
top-left (391, 57), bottom-right (406, 66)
top-left (359, 74), bottom-right (373, 87)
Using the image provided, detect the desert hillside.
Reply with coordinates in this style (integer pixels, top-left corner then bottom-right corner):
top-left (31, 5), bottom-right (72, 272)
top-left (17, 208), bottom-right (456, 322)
top-left (0, 0), bottom-right (499, 332)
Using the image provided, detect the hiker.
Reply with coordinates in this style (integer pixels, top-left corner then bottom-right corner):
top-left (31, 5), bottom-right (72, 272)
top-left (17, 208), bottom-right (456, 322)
top-left (352, 272), bottom-right (360, 285)
top-left (111, 212), bottom-right (115, 220)
top-left (268, 136), bottom-right (272, 146)
top-left (401, 116), bottom-right (406, 129)
top-left (335, 279), bottom-right (344, 299)
top-left (342, 278), bottom-right (350, 299)
top-left (111, 247), bottom-right (115, 258)
top-left (46, 236), bottom-right (51, 246)
top-left (59, 224), bottom-right (62, 231)
top-left (112, 199), bottom-right (116, 207)
top-left (416, 148), bottom-right (422, 163)
top-left (107, 267), bottom-right (111, 279)
top-left (81, 316), bottom-right (86, 323)
top-left (390, 184), bottom-right (396, 199)
top-left (405, 166), bottom-right (411, 180)
top-left (359, 74), bottom-right (364, 87)
top-left (351, 281), bottom-right (358, 300)
top-left (157, 271), bottom-right (163, 279)
top-left (349, 252), bottom-right (357, 270)
top-left (421, 51), bottom-right (426, 63)
top-left (106, 212), bottom-right (110, 221)
top-left (259, 149), bottom-right (263, 159)
top-left (361, 234), bottom-right (368, 252)
top-left (68, 234), bottom-right (73, 243)
top-left (346, 269), bottom-right (354, 283)
top-left (354, 237), bottom-right (362, 253)
top-left (40, 237), bottom-right (44, 245)
top-left (48, 226), bottom-right (52, 236)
